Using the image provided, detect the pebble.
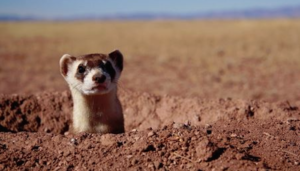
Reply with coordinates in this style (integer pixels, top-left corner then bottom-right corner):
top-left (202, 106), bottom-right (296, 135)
top-left (44, 128), bottom-right (50, 133)
top-left (126, 155), bottom-right (133, 159)
top-left (24, 161), bottom-right (31, 168)
top-left (131, 129), bottom-right (137, 132)
top-left (131, 159), bottom-right (138, 165)
top-left (205, 124), bottom-right (212, 129)
top-left (154, 161), bottom-right (163, 169)
top-left (230, 134), bottom-right (237, 138)
top-left (148, 131), bottom-right (155, 137)
top-left (70, 138), bottom-right (78, 145)
top-left (173, 123), bottom-right (184, 129)
top-left (195, 115), bottom-right (201, 122)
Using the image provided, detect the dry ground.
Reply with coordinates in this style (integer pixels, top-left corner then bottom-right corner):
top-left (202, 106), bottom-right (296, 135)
top-left (1, 19), bottom-right (300, 101)
top-left (0, 91), bottom-right (299, 170)
top-left (0, 19), bottom-right (299, 170)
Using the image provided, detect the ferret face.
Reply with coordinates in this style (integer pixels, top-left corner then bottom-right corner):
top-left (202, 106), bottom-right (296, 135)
top-left (60, 50), bottom-right (123, 95)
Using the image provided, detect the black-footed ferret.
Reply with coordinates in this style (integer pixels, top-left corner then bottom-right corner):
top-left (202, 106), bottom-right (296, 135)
top-left (59, 50), bottom-right (124, 134)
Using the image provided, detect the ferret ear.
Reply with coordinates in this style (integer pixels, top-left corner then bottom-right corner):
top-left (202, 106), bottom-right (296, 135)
top-left (59, 54), bottom-right (76, 77)
top-left (108, 50), bottom-right (123, 72)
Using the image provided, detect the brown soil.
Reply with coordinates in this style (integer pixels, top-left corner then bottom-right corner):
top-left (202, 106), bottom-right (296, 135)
top-left (0, 91), bottom-right (299, 170)
top-left (0, 20), bottom-right (300, 170)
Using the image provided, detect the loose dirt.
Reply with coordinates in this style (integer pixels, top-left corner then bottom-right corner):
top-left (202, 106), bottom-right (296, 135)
top-left (1, 20), bottom-right (300, 170)
top-left (0, 91), bottom-right (299, 170)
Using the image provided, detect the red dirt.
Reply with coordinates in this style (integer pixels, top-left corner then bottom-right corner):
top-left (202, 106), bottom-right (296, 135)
top-left (1, 20), bottom-right (300, 170)
top-left (0, 91), bottom-right (299, 170)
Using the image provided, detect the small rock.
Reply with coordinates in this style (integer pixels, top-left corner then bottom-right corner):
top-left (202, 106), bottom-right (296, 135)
top-left (181, 147), bottom-right (188, 151)
top-left (126, 155), bottom-right (133, 159)
top-left (44, 128), bottom-right (50, 133)
top-left (148, 131), bottom-right (155, 137)
top-left (184, 120), bottom-right (191, 126)
top-left (205, 124), bottom-right (212, 134)
top-left (70, 138), bottom-right (78, 145)
top-left (195, 115), bottom-right (201, 122)
top-left (154, 161), bottom-right (163, 169)
top-left (147, 127), bottom-right (153, 131)
top-left (162, 125), bottom-right (168, 130)
top-left (195, 137), bottom-right (216, 161)
top-left (24, 161), bottom-right (31, 167)
top-left (230, 134), bottom-right (237, 138)
top-left (205, 124), bottom-right (212, 129)
top-left (131, 159), bottom-right (138, 165)
top-left (173, 122), bottom-right (184, 129)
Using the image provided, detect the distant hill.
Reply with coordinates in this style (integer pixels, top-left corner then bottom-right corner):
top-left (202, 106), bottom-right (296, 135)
top-left (1, 5), bottom-right (300, 21)
top-left (196, 6), bottom-right (300, 19)
top-left (0, 15), bottom-right (39, 21)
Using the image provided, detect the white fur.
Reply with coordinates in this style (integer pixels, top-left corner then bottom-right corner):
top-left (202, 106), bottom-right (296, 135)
top-left (60, 53), bottom-right (124, 134)
top-left (82, 68), bottom-right (113, 95)
top-left (65, 60), bottom-right (84, 93)
top-left (64, 60), bottom-right (118, 96)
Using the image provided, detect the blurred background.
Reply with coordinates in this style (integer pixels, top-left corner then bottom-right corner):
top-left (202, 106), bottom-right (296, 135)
top-left (1, 0), bottom-right (300, 102)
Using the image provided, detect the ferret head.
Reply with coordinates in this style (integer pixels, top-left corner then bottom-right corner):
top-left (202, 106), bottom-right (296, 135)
top-left (59, 50), bottom-right (123, 95)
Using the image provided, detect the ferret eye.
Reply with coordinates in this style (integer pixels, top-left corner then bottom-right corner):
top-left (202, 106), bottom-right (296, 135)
top-left (99, 61), bottom-right (105, 68)
top-left (78, 65), bottom-right (86, 74)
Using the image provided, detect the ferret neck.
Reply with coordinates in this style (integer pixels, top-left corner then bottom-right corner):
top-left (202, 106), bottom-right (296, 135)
top-left (70, 87), bottom-right (117, 113)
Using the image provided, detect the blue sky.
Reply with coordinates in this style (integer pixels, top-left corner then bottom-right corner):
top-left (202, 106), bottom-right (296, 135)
top-left (1, 0), bottom-right (300, 18)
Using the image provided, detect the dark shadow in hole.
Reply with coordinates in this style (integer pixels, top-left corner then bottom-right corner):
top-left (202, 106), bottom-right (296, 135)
top-left (0, 125), bottom-right (16, 133)
top-left (206, 148), bottom-right (226, 162)
top-left (60, 123), bottom-right (70, 134)
top-left (242, 154), bottom-right (261, 162)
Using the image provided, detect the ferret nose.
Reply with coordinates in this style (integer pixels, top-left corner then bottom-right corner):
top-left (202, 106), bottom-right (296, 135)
top-left (93, 75), bottom-right (106, 83)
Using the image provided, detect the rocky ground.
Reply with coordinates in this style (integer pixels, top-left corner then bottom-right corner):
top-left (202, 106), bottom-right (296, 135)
top-left (0, 91), bottom-right (299, 170)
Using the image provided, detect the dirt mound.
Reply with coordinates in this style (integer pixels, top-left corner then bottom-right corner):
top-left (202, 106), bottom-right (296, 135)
top-left (0, 91), bottom-right (72, 134)
top-left (0, 91), bottom-right (299, 170)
